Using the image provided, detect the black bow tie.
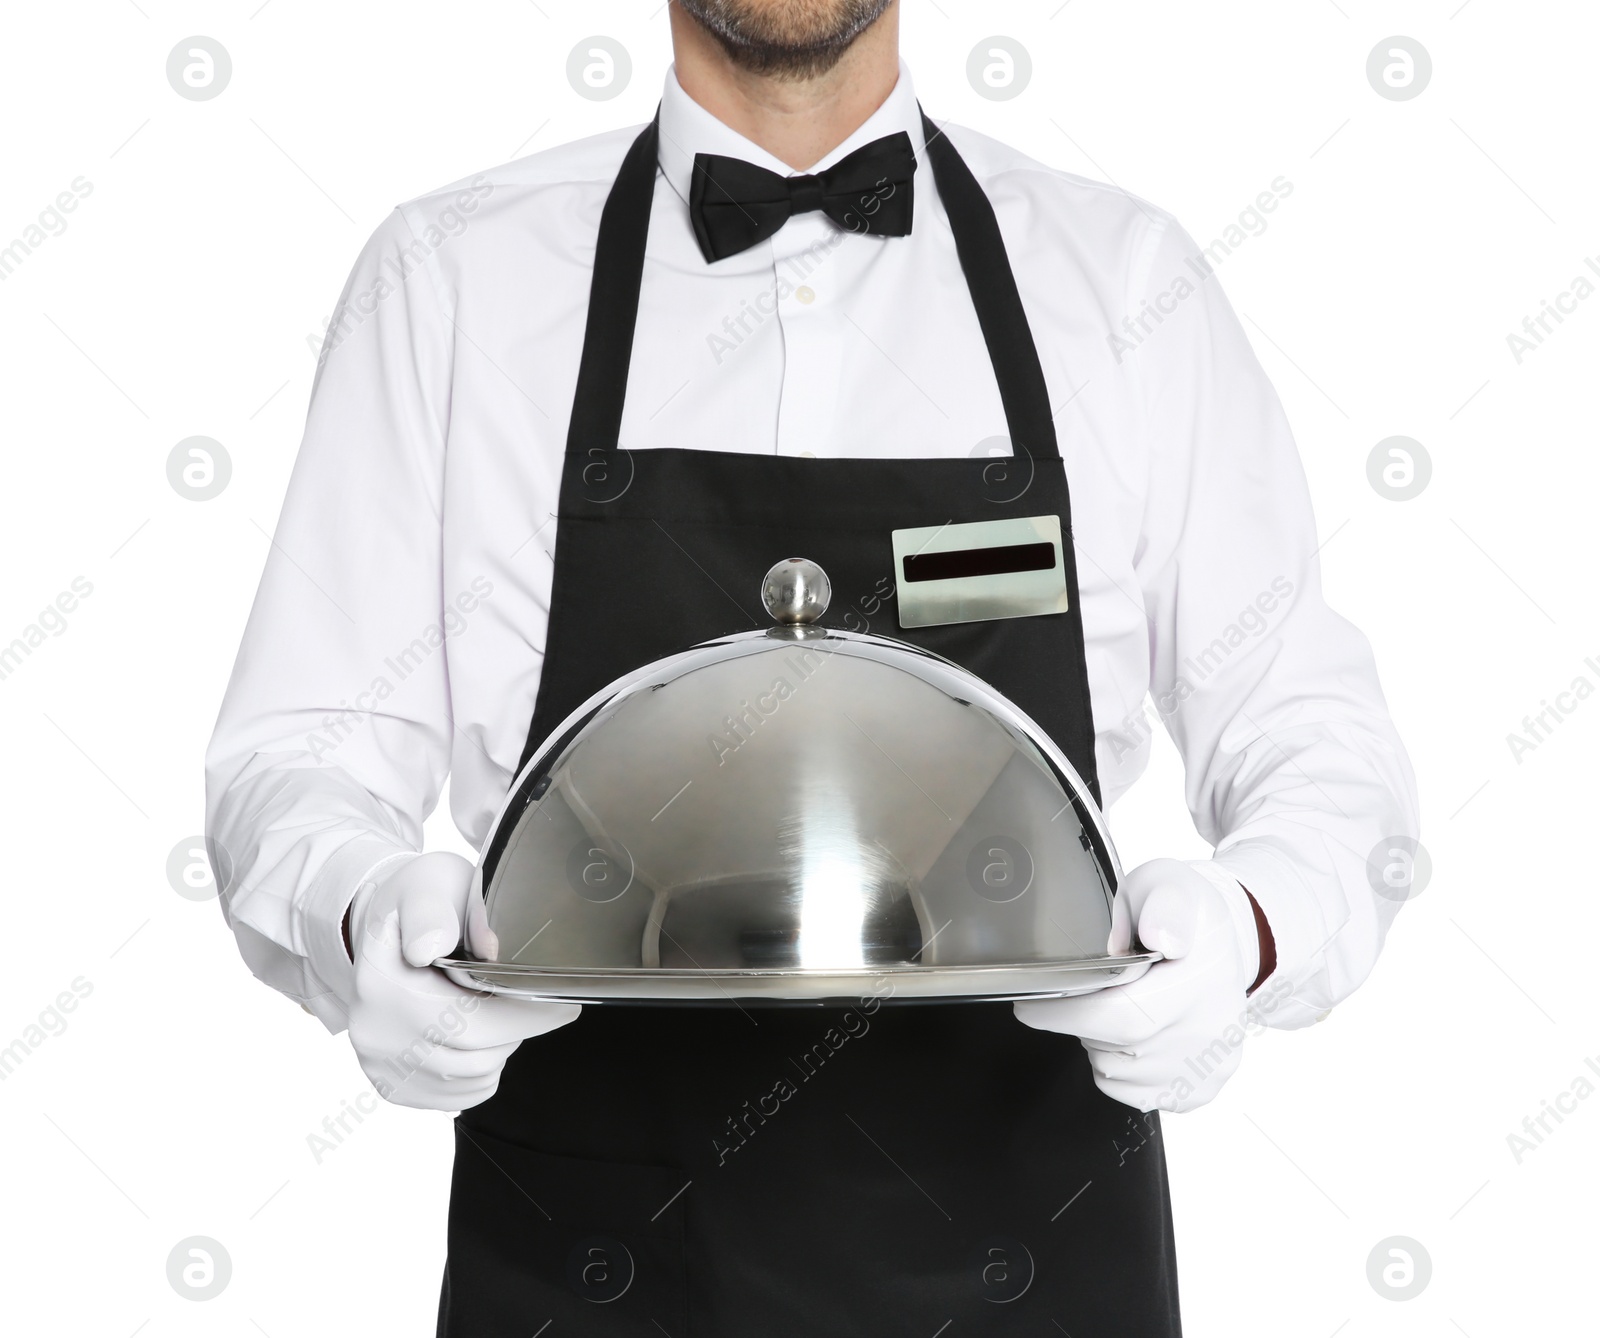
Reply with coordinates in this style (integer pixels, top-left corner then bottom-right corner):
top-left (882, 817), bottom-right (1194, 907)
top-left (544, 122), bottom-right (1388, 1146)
top-left (687, 131), bottom-right (917, 263)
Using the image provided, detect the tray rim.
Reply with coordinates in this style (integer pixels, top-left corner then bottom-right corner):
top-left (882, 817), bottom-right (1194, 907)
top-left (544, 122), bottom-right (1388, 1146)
top-left (431, 950), bottom-right (1160, 980)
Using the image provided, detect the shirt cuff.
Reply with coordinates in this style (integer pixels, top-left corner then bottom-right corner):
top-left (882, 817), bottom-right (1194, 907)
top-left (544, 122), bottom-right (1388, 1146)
top-left (1207, 840), bottom-right (1328, 1030)
top-left (299, 835), bottom-right (418, 1033)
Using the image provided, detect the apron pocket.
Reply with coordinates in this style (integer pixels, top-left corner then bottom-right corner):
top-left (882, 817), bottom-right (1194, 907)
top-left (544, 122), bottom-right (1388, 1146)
top-left (439, 1121), bottom-right (690, 1337)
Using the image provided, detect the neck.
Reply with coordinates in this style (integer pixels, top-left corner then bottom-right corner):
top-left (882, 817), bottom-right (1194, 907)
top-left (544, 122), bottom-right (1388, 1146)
top-left (668, 2), bottom-right (900, 171)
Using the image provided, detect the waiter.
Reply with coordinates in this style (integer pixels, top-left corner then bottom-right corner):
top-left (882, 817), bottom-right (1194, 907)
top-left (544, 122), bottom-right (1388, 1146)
top-left (206, 2), bottom-right (1418, 1333)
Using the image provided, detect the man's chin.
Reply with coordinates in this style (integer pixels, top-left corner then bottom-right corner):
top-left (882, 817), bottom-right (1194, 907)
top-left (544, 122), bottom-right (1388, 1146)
top-left (676, 0), bottom-right (895, 78)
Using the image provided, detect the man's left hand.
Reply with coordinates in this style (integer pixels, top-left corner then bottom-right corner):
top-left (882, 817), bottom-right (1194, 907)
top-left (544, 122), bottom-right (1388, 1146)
top-left (1014, 858), bottom-right (1263, 1113)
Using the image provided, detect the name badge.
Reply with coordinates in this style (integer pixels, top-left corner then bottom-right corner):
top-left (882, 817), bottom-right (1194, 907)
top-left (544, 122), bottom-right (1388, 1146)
top-left (891, 516), bottom-right (1069, 630)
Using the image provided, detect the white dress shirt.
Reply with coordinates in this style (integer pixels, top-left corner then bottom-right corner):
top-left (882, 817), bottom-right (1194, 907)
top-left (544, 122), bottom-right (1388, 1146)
top-left (205, 64), bottom-right (1418, 1035)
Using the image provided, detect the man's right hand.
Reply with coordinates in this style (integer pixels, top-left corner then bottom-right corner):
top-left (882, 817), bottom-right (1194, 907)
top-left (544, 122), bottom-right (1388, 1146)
top-left (342, 851), bottom-right (580, 1111)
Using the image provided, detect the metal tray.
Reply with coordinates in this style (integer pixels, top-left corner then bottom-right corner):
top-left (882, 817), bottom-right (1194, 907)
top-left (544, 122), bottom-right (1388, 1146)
top-left (433, 951), bottom-right (1159, 1005)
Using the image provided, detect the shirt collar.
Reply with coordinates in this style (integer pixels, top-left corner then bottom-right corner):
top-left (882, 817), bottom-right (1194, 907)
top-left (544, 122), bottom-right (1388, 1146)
top-left (656, 60), bottom-right (926, 210)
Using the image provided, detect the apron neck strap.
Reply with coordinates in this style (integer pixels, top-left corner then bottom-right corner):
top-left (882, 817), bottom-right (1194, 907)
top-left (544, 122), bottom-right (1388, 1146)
top-left (918, 111), bottom-right (1059, 463)
top-left (565, 106), bottom-right (1062, 463)
top-left (565, 112), bottom-right (662, 460)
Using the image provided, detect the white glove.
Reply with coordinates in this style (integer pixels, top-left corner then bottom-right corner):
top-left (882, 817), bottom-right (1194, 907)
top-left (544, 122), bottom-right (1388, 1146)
top-left (1014, 858), bottom-right (1262, 1113)
top-left (343, 851), bottom-right (580, 1111)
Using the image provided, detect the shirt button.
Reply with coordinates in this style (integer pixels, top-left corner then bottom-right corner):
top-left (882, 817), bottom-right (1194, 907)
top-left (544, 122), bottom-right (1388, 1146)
top-left (795, 285), bottom-right (816, 304)
top-left (798, 450), bottom-right (816, 458)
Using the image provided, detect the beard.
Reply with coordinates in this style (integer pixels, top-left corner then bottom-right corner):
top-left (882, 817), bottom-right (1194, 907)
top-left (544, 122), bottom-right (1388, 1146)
top-left (675, 0), bottom-right (894, 78)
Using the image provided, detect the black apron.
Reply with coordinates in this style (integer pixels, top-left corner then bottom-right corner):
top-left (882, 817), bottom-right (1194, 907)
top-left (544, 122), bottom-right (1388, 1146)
top-left (438, 113), bottom-right (1181, 1337)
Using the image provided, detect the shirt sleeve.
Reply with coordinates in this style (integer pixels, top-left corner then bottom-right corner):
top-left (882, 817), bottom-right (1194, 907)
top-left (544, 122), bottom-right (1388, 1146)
top-left (203, 207), bottom-right (454, 1033)
top-left (1127, 216), bottom-right (1420, 1030)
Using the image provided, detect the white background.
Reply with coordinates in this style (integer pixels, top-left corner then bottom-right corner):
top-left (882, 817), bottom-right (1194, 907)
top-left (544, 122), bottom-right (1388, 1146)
top-left (1, 1), bottom-right (1595, 1334)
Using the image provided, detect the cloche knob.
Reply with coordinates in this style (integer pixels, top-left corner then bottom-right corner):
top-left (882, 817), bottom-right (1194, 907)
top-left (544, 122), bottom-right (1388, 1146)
top-left (761, 558), bottom-right (831, 625)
